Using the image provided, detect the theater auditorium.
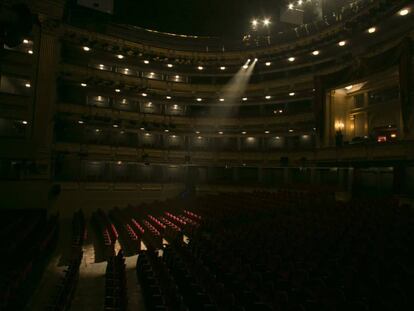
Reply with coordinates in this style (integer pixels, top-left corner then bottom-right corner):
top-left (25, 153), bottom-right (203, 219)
top-left (1, 0), bottom-right (414, 310)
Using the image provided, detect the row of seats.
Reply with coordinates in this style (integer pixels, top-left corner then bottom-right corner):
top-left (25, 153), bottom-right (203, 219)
top-left (104, 250), bottom-right (128, 311)
top-left (0, 210), bottom-right (59, 310)
top-left (48, 209), bottom-right (85, 311)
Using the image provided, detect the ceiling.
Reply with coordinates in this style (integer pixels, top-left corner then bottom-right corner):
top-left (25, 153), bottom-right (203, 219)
top-left (113, 0), bottom-right (288, 38)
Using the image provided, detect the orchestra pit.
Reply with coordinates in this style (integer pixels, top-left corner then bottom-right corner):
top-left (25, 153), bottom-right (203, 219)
top-left (0, 0), bottom-right (414, 310)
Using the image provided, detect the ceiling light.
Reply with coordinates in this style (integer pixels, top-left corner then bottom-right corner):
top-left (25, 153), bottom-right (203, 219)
top-left (345, 85), bottom-right (353, 90)
top-left (279, 110), bottom-right (283, 113)
top-left (81, 83), bottom-right (87, 87)
top-left (265, 62), bottom-right (271, 66)
top-left (288, 4), bottom-right (294, 9)
top-left (251, 19), bottom-right (258, 27)
top-left (145, 133), bottom-right (150, 136)
top-left (338, 40), bottom-right (346, 47)
top-left (265, 130), bottom-right (270, 134)
top-left (265, 95), bottom-right (271, 100)
top-left (173, 104), bottom-right (178, 109)
top-left (196, 98), bottom-right (202, 102)
top-left (23, 39), bottom-right (29, 44)
top-left (399, 8), bottom-right (409, 16)
top-left (219, 98), bottom-right (224, 102)
top-left (288, 57), bottom-right (295, 62)
top-left (140, 127), bottom-right (145, 130)
top-left (195, 131), bottom-right (200, 134)
top-left (263, 18), bottom-right (271, 26)
top-left (28, 50), bottom-right (33, 54)
top-left (144, 60), bottom-right (149, 64)
top-left (83, 46), bottom-right (90, 51)
top-left (78, 120), bottom-right (84, 124)
top-left (95, 129), bottom-right (100, 132)
top-left (115, 89), bottom-right (120, 93)
top-left (117, 54), bottom-right (124, 59)
top-left (99, 64), bottom-right (104, 69)
top-left (218, 131), bottom-right (223, 135)
top-left (242, 131), bottom-right (247, 135)
top-left (22, 120), bottom-right (28, 125)
top-left (149, 72), bottom-right (155, 76)
top-left (197, 136), bottom-right (203, 139)
top-left (197, 66), bottom-right (204, 70)
top-left (142, 93), bottom-right (147, 97)
top-left (368, 27), bottom-right (376, 33)
top-left (171, 135), bottom-right (176, 138)
top-left (312, 50), bottom-right (320, 56)
top-left (166, 96), bottom-right (172, 99)
top-left (167, 64), bottom-right (173, 68)
top-left (175, 75), bottom-right (180, 79)
top-left (242, 97), bottom-right (248, 101)
top-left (298, 0), bottom-right (303, 5)
top-left (289, 92), bottom-right (295, 96)
top-left (113, 124), bottom-right (119, 128)
top-left (117, 161), bottom-right (122, 165)
top-left (25, 83), bottom-right (31, 88)
top-left (164, 129), bottom-right (169, 132)
top-left (220, 66), bottom-right (226, 70)
top-left (289, 129), bottom-right (294, 132)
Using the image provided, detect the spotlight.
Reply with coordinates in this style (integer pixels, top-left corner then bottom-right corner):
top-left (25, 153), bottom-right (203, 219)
top-left (117, 161), bottom-right (122, 165)
top-left (117, 54), bottom-right (124, 59)
top-left (28, 50), bottom-right (33, 54)
top-left (242, 97), bottom-right (248, 101)
top-left (220, 66), bottom-right (226, 70)
top-left (81, 83), bottom-right (87, 87)
top-left (345, 85), bottom-right (353, 90)
top-left (289, 92), bottom-right (295, 96)
top-left (265, 62), bottom-right (271, 66)
top-left (399, 8), bottom-right (409, 16)
top-left (113, 124), bottom-right (119, 128)
top-left (197, 136), bottom-right (203, 139)
top-left (164, 129), bottom-right (169, 132)
top-left (298, 0), bottom-right (303, 5)
top-left (78, 120), bottom-right (84, 124)
top-left (196, 98), bottom-right (203, 102)
top-left (218, 131), bottom-right (223, 135)
top-left (254, 58), bottom-right (258, 62)
top-left (83, 46), bottom-right (90, 51)
top-left (263, 18), bottom-right (271, 26)
top-left (22, 120), bottom-right (28, 125)
top-left (242, 131), bottom-right (247, 135)
top-left (197, 66), bottom-right (204, 70)
top-left (95, 129), bottom-right (100, 132)
top-left (338, 40), bottom-right (347, 47)
top-left (167, 64), bottom-right (173, 68)
top-left (115, 89), bottom-right (121, 93)
top-left (289, 129), bottom-right (294, 132)
top-left (243, 65), bottom-right (248, 69)
top-left (25, 83), bottom-right (31, 88)
top-left (23, 39), bottom-right (29, 44)
top-left (288, 4), bottom-right (294, 9)
top-left (219, 98), bottom-right (225, 102)
top-left (195, 131), bottom-right (200, 134)
top-left (288, 57), bottom-right (295, 62)
top-left (368, 27), bottom-right (376, 33)
top-left (312, 50), bottom-right (320, 56)
top-left (251, 19), bottom-right (258, 27)
top-left (265, 130), bottom-right (270, 134)
top-left (166, 96), bottom-right (172, 99)
top-left (144, 60), bottom-right (149, 64)
top-left (265, 95), bottom-right (271, 100)
top-left (145, 133), bottom-right (150, 136)
top-left (173, 104), bottom-right (178, 109)
top-left (175, 75), bottom-right (180, 79)
top-left (142, 93), bottom-right (148, 97)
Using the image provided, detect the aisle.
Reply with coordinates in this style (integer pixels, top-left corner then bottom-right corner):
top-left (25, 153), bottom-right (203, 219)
top-left (28, 220), bottom-right (72, 311)
top-left (125, 254), bottom-right (146, 311)
top-left (70, 228), bottom-right (107, 311)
